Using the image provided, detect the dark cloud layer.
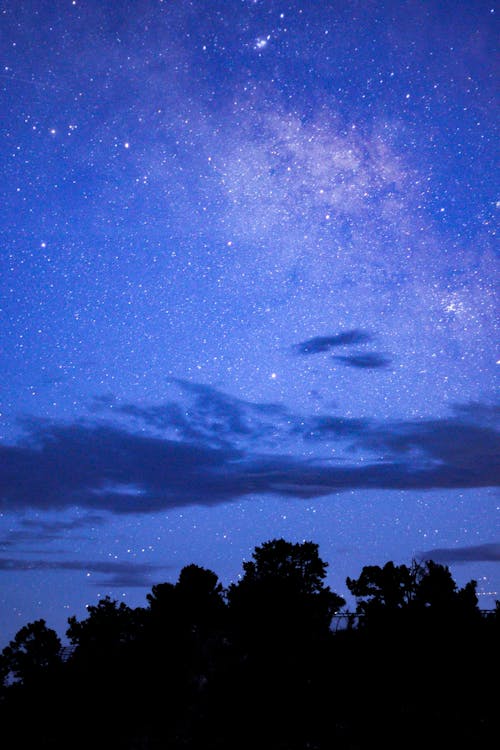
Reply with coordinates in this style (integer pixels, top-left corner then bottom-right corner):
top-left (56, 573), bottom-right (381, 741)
top-left (294, 330), bottom-right (373, 355)
top-left (333, 353), bottom-right (392, 369)
top-left (0, 558), bottom-right (170, 587)
top-left (0, 515), bottom-right (105, 549)
top-left (419, 543), bottom-right (500, 564)
top-left (1, 387), bottom-right (498, 514)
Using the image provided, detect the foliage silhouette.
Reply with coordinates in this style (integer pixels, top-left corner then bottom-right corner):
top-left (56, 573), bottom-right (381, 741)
top-left (67, 595), bottom-right (145, 653)
top-left (0, 538), bottom-right (497, 749)
top-left (346, 558), bottom-right (480, 630)
top-left (227, 538), bottom-right (345, 638)
top-left (147, 562), bottom-right (225, 634)
top-left (0, 618), bottom-right (61, 685)
top-left (222, 540), bottom-right (344, 749)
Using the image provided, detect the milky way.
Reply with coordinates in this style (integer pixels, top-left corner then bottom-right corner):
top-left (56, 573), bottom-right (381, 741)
top-left (0, 0), bottom-right (498, 644)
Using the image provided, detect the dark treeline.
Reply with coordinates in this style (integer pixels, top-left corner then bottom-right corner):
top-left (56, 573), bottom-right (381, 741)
top-left (1, 539), bottom-right (498, 749)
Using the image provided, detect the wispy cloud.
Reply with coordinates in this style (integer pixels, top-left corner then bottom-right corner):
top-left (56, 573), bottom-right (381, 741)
top-left (0, 514), bottom-right (105, 550)
top-left (294, 330), bottom-right (373, 355)
top-left (418, 543), bottom-right (500, 564)
top-left (333, 353), bottom-right (392, 369)
top-left (0, 558), bottom-right (171, 587)
top-left (1, 386), bottom-right (498, 514)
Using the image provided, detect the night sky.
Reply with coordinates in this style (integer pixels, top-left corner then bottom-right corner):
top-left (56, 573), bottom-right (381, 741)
top-left (1, 0), bottom-right (498, 646)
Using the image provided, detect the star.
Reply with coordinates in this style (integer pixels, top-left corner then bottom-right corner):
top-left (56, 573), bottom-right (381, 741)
top-left (255, 35), bottom-right (271, 50)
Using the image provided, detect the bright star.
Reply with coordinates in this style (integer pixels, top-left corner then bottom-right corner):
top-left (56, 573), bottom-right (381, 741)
top-left (255, 35), bottom-right (271, 50)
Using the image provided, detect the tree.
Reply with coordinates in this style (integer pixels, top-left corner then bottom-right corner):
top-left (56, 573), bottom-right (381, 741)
top-left (147, 564), bottom-right (225, 634)
top-left (414, 559), bottom-right (478, 615)
top-left (346, 560), bottom-right (417, 617)
top-left (175, 564), bottom-right (225, 631)
top-left (223, 540), bottom-right (345, 748)
top-left (346, 558), bottom-right (479, 623)
top-left (0, 545), bottom-right (494, 749)
top-left (64, 598), bottom-right (150, 748)
top-left (227, 538), bottom-right (345, 638)
top-left (1, 619), bottom-right (61, 685)
top-left (237, 538), bottom-right (330, 595)
top-left (66, 596), bottom-right (144, 657)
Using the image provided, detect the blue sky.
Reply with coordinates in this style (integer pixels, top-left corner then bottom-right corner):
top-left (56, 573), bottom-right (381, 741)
top-left (0, 0), bottom-right (498, 645)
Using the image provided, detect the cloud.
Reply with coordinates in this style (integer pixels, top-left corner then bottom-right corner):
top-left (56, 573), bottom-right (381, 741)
top-left (333, 353), bottom-right (392, 369)
top-left (418, 543), bottom-right (500, 564)
top-left (358, 416), bottom-right (500, 471)
top-left (304, 416), bottom-right (369, 439)
top-left (0, 558), bottom-right (171, 587)
top-left (294, 330), bottom-right (373, 355)
top-left (450, 402), bottom-right (500, 427)
top-left (0, 422), bottom-right (242, 513)
top-left (0, 389), bottom-right (498, 514)
top-left (0, 514), bottom-right (105, 549)
top-left (292, 333), bottom-right (391, 370)
top-left (114, 378), bottom-right (290, 449)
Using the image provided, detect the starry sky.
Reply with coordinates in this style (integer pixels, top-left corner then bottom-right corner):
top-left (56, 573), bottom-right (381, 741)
top-left (0, 0), bottom-right (498, 645)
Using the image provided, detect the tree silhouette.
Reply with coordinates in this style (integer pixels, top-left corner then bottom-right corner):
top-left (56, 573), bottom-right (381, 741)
top-left (346, 558), bottom-right (479, 625)
top-left (346, 559), bottom-right (415, 609)
top-left (344, 558), bottom-right (486, 748)
top-left (227, 538), bottom-right (345, 637)
top-left (67, 596), bottom-right (143, 655)
top-left (0, 620), bottom-right (64, 749)
top-left (63, 597), bottom-right (149, 748)
top-left (138, 565), bottom-right (228, 748)
top-left (175, 563), bottom-right (225, 626)
top-left (223, 539), bottom-right (346, 749)
top-left (147, 563), bottom-right (225, 634)
top-left (1, 618), bottom-right (61, 686)
top-left (414, 559), bottom-right (479, 618)
top-left (0, 543), bottom-right (495, 749)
